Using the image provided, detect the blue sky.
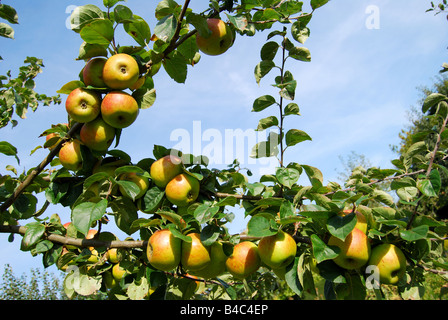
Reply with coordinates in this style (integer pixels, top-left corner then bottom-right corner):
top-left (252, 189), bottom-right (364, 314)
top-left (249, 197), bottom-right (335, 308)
top-left (0, 0), bottom-right (447, 277)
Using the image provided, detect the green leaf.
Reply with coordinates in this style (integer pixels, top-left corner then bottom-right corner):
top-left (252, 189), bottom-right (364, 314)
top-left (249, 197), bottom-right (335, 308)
top-left (114, 4), bottom-right (134, 23)
top-left (77, 42), bottom-right (108, 60)
top-left (400, 225), bottom-right (429, 241)
top-left (110, 197), bottom-right (139, 235)
top-left (247, 213), bottom-right (278, 237)
top-left (291, 20), bottom-right (310, 44)
top-left (154, 14), bottom-right (177, 42)
top-left (254, 60), bottom-right (276, 85)
top-left (284, 103), bottom-right (301, 116)
top-left (71, 199), bottom-right (108, 236)
top-left (163, 51), bottom-right (187, 84)
top-left (155, 0), bottom-right (179, 20)
top-left (70, 4), bottom-right (105, 33)
top-left (276, 167), bottom-right (300, 189)
top-left (56, 80), bottom-right (85, 94)
top-left (80, 19), bottom-right (114, 46)
top-left (0, 141), bottom-right (19, 164)
top-left (288, 46), bottom-right (311, 62)
top-left (0, 22), bottom-right (14, 39)
top-left (279, 200), bottom-right (295, 219)
top-left (396, 186), bottom-right (419, 202)
top-left (0, 5), bottom-right (18, 24)
top-left (371, 190), bottom-right (394, 206)
top-left (285, 257), bottom-right (303, 296)
top-left (194, 204), bottom-right (220, 225)
top-left (124, 18), bottom-right (152, 47)
top-left (302, 165), bottom-right (324, 187)
top-left (285, 129), bottom-right (312, 147)
top-left (250, 140), bottom-right (279, 159)
top-left (256, 116), bottom-right (279, 131)
top-left (139, 187), bottom-right (165, 214)
top-left (21, 222), bottom-right (46, 250)
top-left (327, 213), bottom-right (357, 241)
top-left (311, 0), bottom-right (330, 10)
top-left (186, 13), bottom-right (211, 38)
top-left (422, 93), bottom-right (448, 113)
top-left (252, 95), bottom-right (277, 112)
top-left (311, 234), bottom-right (340, 263)
top-left (260, 41), bottom-right (280, 61)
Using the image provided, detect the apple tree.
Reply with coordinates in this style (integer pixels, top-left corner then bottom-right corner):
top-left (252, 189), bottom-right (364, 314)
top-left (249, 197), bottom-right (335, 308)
top-left (1, 0), bottom-right (448, 300)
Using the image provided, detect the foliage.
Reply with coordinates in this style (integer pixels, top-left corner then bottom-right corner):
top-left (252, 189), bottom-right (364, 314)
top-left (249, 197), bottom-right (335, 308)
top-left (0, 0), bottom-right (447, 301)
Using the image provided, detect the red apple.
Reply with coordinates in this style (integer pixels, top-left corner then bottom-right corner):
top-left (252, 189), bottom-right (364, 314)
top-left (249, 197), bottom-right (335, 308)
top-left (101, 91), bottom-right (139, 129)
top-left (80, 117), bottom-right (116, 152)
top-left (225, 241), bottom-right (261, 279)
top-left (196, 18), bottom-right (235, 56)
top-left (83, 57), bottom-right (107, 88)
top-left (59, 140), bottom-right (83, 171)
top-left (102, 53), bottom-right (140, 90)
top-left (147, 229), bottom-right (182, 271)
top-left (65, 88), bottom-right (101, 123)
top-left (327, 228), bottom-right (371, 270)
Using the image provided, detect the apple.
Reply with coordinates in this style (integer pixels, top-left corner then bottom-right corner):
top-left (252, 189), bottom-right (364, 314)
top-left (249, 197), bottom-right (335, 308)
top-left (339, 209), bottom-right (368, 234)
top-left (83, 57), bottom-right (107, 88)
top-left (59, 140), bottom-right (83, 171)
top-left (196, 18), bottom-right (235, 56)
top-left (191, 241), bottom-right (228, 279)
top-left (368, 243), bottom-right (407, 285)
top-left (103, 270), bottom-right (117, 289)
top-left (150, 155), bottom-right (184, 188)
top-left (80, 117), bottom-right (116, 152)
top-left (327, 227), bottom-right (371, 270)
top-left (112, 263), bottom-right (127, 282)
top-left (165, 173), bottom-right (200, 207)
top-left (102, 53), bottom-right (140, 90)
top-left (181, 233), bottom-right (211, 272)
top-left (101, 91), bottom-right (139, 129)
top-left (146, 229), bottom-right (182, 271)
top-left (258, 230), bottom-right (297, 270)
top-left (106, 248), bottom-right (121, 264)
top-left (65, 87), bottom-right (101, 123)
top-left (225, 241), bottom-right (261, 280)
top-left (118, 171), bottom-right (150, 200)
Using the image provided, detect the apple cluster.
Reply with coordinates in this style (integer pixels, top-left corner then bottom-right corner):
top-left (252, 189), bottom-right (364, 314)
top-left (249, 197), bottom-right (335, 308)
top-left (54, 53), bottom-right (143, 171)
top-left (326, 210), bottom-right (407, 285)
top-left (145, 227), bottom-right (299, 282)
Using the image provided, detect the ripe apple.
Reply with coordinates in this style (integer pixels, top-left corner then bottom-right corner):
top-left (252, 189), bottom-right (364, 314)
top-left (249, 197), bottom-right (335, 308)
top-left (65, 88), bottom-right (101, 123)
top-left (101, 91), bottom-right (139, 129)
top-left (165, 173), bottom-right (200, 207)
top-left (368, 243), bottom-right (407, 285)
top-left (112, 263), bottom-right (127, 282)
top-left (191, 241), bottom-right (228, 279)
top-left (83, 57), bottom-right (107, 88)
top-left (59, 140), bottom-right (83, 171)
top-left (106, 248), bottom-right (121, 264)
top-left (339, 209), bottom-right (368, 234)
top-left (327, 227), bottom-right (371, 270)
top-left (225, 241), bottom-right (261, 280)
top-left (181, 233), bottom-right (211, 272)
top-left (102, 53), bottom-right (140, 90)
top-left (80, 117), bottom-right (116, 152)
top-left (258, 230), bottom-right (297, 269)
top-left (147, 229), bottom-right (182, 271)
top-left (118, 171), bottom-right (150, 200)
top-left (196, 18), bottom-right (235, 56)
top-left (150, 155), bottom-right (184, 188)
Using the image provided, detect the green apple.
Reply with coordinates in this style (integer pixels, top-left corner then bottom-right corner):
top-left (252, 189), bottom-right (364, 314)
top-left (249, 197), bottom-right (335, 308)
top-left (225, 241), bottom-right (261, 280)
top-left (327, 227), bottom-right (371, 270)
top-left (118, 171), bottom-right (150, 200)
top-left (150, 155), bottom-right (183, 188)
top-left (165, 173), bottom-right (200, 207)
top-left (191, 241), bottom-right (228, 279)
top-left (83, 57), bottom-right (107, 88)
top-left (102, 53), bottom-right (140, 90)
top-left (101, 91), bottom-right (139, 129)
top-left (368, 243), bottom-right (407, 285)
top-left (59, 140), bottom-right (83, 171)
top-left (196, 18), bottom-right (235, 56)
top-left (112, 263), bottom-right (127, 282)
top-left (80, 117), bottom-right (116, 152)
top-left (147, 229), bottom-right (182, 271)
top-left (65, 88), bottom-right (101, 123)
top-left (181, 233), bottom-right (211, 272)
top-left (339, 209), bottom-right (368, 234)
top-left (103, 270), bottom-right (117, 289)
top-left (258, 230), bottom-right (297, 269)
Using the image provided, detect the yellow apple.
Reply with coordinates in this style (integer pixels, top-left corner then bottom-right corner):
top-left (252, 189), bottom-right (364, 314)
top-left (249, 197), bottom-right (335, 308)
top-left (106, 248), bottom-right (121, 264)
top-left (59, 140), bottom-right (83, 171)
top-left (368, 243), bottom-right (407, 285)
top-left (150, 155), bottom-right (184, 188)
top-left (339, 209), bottom-right (368, 234)
top-left (181, 233), bottom-right (211, 272)
top-left (80, 117), bottom-right (116, 152)
top-left (102, 53), bottom-right (140, 90)
top-left (147, 229), bottom-right (182, 271)
top-left (112, 263), bottom-right (127, 282)
top-left (327, 228), bottom-right (371, 270)
top-left (165, 173), bottom-right (200, 207)
top-left (118, 171), bottom-right (150, 200)
top-left (65, 87), bottom-right (101, 123)
top-left (258, 230), bottom-right (297, 269)
top-left (191, 241), bottom-right (228, 279)
top-left (225, 241), bottom-right (261, 280)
